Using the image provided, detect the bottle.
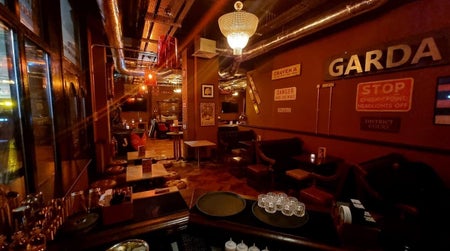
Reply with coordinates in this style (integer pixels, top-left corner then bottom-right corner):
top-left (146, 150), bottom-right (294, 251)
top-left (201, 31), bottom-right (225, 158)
top-left (27, 227), bottom-right (46, 251)
top-left (9, 231), bottom-right (27, 251)
top-left (0, 235), bottom-right (8, 250)
top-left (225, 238), bottom-right (236, 251)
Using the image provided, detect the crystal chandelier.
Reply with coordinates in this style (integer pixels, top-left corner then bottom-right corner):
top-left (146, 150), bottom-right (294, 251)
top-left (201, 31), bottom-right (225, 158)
top-left (218, 1), bottom-right (259, 55)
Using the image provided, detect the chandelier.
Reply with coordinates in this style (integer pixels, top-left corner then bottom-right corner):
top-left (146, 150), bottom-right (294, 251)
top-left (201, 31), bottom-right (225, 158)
top-left (218, 1), bottom-right (259, 55)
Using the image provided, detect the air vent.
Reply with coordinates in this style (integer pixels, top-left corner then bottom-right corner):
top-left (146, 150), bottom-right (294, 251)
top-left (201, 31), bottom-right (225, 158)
top-left (192, 38), bottom-right (218, 59)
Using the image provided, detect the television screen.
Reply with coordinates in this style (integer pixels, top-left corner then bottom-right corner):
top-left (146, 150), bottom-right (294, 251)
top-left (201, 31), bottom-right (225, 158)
top-left (221, 101), bottom-right (238, 113)
top-left (121, 96), bottom-right (148, 111)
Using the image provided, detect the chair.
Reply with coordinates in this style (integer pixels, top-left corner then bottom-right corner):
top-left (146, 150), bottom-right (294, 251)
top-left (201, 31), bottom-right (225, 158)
top-left (298, 162), bottom-right (352, 207)
top-left (244, 141), bottom-right (275, 192)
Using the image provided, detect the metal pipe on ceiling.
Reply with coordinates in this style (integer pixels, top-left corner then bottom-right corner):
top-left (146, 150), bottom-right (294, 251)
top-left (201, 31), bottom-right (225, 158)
top-left (240, 0), bottom-right (389, 62)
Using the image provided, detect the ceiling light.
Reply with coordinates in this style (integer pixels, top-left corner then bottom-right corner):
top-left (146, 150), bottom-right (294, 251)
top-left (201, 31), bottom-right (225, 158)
top-left (218, 1), bottom-right (259, 55)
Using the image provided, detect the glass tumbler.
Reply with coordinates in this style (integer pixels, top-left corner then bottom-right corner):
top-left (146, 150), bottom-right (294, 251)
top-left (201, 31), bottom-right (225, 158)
top-left (294, 202), bottom-right (306, 217)
top-left (257, 194), bottom-right (267, 208)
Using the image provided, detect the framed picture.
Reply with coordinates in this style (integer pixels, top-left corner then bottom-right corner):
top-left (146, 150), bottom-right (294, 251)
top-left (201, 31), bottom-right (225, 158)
top-left (202, 84), bottom-right (214, 98)
top-left (318, 147), bottom-right (327, 159)
top-left (434, 76), bottom-right (450, 125)
top-left (200, 102), bottom-right (215, 126)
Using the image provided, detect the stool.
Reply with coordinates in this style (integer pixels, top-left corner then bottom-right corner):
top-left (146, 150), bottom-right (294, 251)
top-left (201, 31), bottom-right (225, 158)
top-left (245, 164), bottom-right (272, 192)
top-left (299, 186), bottom-right (334, 207)
top-left (228, 156), bottom-right (247, 178)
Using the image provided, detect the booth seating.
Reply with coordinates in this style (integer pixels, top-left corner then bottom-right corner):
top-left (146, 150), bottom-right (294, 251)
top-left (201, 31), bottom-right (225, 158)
top-left (354, 153), bottom-right (450, 250)
top-left (246, 138), bottom-right (304, 189)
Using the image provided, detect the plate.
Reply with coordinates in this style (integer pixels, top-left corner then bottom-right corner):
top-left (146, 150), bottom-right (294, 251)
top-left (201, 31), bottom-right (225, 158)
top-left (107, 239), bottom-right (149, 251)
top-left (252, 202), bottom-right (309, 228)
top-left (196, 191), bottom-right (246, 217)
top-left (59, 212), bottom-right (99, 234)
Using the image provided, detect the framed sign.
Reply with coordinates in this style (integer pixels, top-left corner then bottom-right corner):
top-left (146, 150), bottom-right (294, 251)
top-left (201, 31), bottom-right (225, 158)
top-left (200, 102), bottom-right (215, 126)
top-left (434, 76), bottom-right (450, 125)
top-left (202, 84), bottom-right (214, 98)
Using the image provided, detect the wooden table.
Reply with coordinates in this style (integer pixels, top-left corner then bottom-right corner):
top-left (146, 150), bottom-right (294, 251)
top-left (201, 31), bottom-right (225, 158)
top-left (127, 150), bottom-right (157, 162)
top-left (126, 163), bottom-right (169, 182)
top-left (184, 140), bottom-right (216, 168)
top-left (166, 131), bottom-right (183, 160)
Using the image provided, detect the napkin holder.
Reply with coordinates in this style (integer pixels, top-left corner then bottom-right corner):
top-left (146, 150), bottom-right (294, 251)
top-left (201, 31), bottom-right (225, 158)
top-left (100, 187), bottom-right (134, 225)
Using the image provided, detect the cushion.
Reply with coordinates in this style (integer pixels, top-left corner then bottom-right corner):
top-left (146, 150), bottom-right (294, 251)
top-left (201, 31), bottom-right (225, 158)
top-left (286, 169), bottom-right (311, 181)
top-left (300, 186), bottom-right (334, 206)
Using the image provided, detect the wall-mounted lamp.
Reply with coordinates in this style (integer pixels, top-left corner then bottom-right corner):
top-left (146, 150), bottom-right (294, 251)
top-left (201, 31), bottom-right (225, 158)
top-left (218, 1), bottom-right (258, 55)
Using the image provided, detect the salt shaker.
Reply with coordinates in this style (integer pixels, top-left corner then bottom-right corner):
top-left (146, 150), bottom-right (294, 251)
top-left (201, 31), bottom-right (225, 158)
top-left (225, 238), bottom-right (237, 251)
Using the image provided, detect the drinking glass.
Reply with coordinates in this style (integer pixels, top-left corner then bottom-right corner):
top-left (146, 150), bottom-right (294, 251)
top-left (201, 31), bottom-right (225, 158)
top-left (294, 202), bottom-right (306, 217)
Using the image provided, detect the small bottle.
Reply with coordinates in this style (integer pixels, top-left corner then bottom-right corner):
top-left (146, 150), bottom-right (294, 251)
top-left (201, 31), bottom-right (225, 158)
top-left (0, 235), bottom-right (8, 251)
top-left (9, 231), bottom-right (27, 251)
top-left (248, 243), bottom-right (260, 251)
top-left (236, 241), bottom-right (248, 251)
top-left (224, 238), bottom-right (236, 251)
top-left (27, 227), bottom-right (46, 251)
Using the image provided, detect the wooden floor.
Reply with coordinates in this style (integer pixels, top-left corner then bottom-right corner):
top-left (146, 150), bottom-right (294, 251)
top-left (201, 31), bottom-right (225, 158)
top-left (144, 138), bottom-right (261, 198)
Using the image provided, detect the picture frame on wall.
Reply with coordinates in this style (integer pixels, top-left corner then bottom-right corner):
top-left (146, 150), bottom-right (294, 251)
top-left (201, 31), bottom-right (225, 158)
top-left (202, 84), bottom-right (214, 98)
top-left (200, 102), bottom-right (215, 126)
top-left (318, 147), bottom-right (327, 159)
top-left (434, 76), bottom-right (450, 125)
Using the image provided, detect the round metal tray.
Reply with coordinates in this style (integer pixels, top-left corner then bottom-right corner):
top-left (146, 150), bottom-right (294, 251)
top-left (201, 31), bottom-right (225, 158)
top-left (196, 191), bottom-right (246, 217)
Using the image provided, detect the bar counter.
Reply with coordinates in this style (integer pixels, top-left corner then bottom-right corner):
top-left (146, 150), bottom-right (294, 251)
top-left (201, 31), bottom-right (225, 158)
top-left (49, 189), bottom-right (357, 250)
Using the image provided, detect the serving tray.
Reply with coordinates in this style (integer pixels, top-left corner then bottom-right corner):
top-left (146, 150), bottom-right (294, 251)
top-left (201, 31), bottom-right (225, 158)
top-left (196, 191), bottom-right (246, 217)
top-left (252, 202), bottom-right (309, 229)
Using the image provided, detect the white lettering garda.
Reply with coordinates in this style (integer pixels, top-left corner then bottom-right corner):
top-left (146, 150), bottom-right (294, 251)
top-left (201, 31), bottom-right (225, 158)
top-left (329, 37), bottom-right (442, 77)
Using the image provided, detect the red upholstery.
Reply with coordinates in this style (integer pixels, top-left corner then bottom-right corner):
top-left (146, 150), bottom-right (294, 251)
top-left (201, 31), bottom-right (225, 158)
top-left (299, 186), bottom-right (334, 206)
top-left (298, 162), bottom-right (352, 207)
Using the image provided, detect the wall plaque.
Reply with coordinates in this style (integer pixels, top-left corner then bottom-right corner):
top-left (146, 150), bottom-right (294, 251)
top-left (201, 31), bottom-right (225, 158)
top-left (272, 64), bottom-right (301, 80)
top-left (356, 78), bottom-right (413, 112)
top-left (360, 117), bottom-right (401, 133)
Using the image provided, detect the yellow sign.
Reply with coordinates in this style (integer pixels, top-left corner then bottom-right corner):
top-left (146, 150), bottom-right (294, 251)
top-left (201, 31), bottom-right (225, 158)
top-left (272, 64), bottom-right (301, 80)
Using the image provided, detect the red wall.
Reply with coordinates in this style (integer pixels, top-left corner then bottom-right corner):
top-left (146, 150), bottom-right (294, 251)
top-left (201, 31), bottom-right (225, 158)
top-left (244, 0), bottom-right (450, 186)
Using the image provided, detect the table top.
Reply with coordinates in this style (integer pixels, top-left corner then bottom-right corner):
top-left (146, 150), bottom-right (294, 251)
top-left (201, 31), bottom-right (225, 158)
top-left (184, 140), bottom-right (216, 148)
top-left (166, 131), bottom-right (183, 136)
top-left (126, 163), bottom-right (169, 182)
top-left (127, 150), bottom-right (157, 160)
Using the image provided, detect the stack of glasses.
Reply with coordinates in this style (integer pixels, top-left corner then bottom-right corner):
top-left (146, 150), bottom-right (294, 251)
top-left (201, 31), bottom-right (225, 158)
top-left (257, 192), bottom-right (305, 217)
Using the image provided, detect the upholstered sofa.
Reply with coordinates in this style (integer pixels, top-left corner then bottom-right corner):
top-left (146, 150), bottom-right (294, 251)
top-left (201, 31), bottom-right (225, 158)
top-left (354, 153), bottom-right (450, 250)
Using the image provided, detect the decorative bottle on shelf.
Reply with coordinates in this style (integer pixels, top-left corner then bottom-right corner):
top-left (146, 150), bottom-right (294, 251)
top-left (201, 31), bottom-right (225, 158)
top-left (9, 231), bottom-right (27, 251)
top-left (27, 227), bottom-right (46, 251)
top-left (0, 235), bottom-right (8, 250)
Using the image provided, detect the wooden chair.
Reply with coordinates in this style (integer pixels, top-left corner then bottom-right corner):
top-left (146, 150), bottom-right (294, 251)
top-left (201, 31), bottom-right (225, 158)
top-left (244, 141), bottom-right (275, 192)
top-left (299, 162), bottom-right (352, 207)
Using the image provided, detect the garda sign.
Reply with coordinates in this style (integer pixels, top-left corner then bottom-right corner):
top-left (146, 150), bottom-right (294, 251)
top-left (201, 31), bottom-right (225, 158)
top-left (326, 34), bottom-right (450, 80)
top-left (356, 78), bottom-right (413, 112)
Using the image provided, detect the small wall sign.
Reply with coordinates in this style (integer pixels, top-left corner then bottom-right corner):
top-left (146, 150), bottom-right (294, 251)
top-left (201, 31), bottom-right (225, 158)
top-left (356, 78), bottom-right (413, 112)
top-left (272, 64), bottom-right (301, 80)
top-left (277, 107), bottom-right (292, 113)
top-left (274, 87), bottom-right (297, 101)
top-left (360, 117), bottom-right (401, 133)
